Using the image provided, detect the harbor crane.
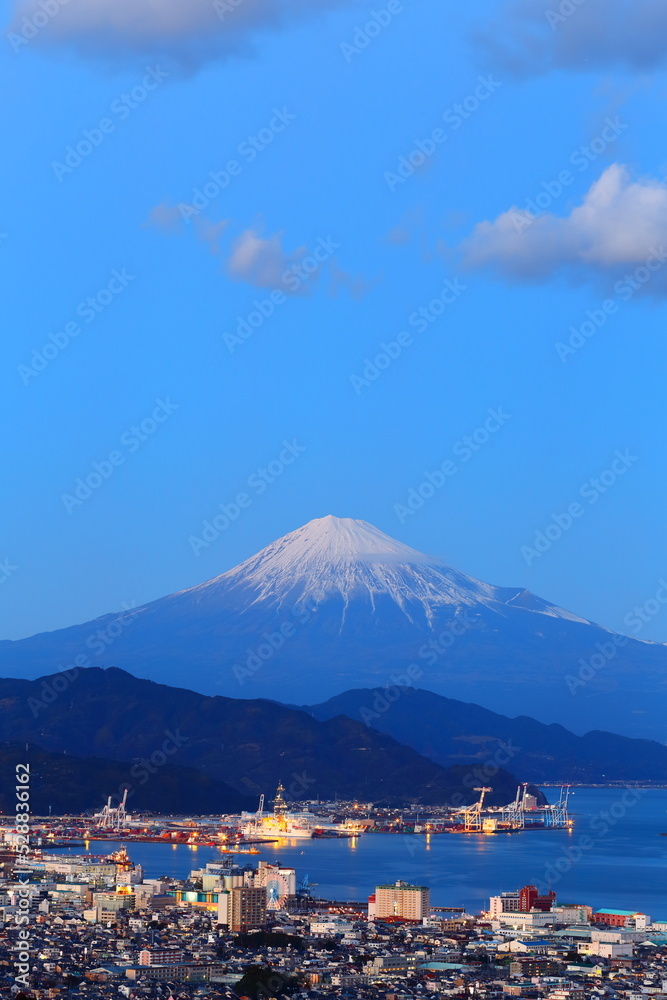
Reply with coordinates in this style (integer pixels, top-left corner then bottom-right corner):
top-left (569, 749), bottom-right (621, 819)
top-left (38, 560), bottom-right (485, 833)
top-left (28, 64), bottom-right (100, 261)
top-left (544, 785), bottom-right (571, 827)
top-left (243, 793), bottom-right (266, 837)
top-left (500, 784), bottom-right (571, 830)
top-left (96, 788), bottom-right (129, 831)
top-left (502, 784), bottom-right (527, 829)
top-left (461, 787), bottom-right (492, 832)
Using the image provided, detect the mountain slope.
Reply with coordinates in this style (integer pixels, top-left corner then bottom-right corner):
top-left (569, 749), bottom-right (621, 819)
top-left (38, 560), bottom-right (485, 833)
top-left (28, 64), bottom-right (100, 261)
top-left (0, 742), bottom-right (254, 816)
top-left (0, 668), bottom-right (526, 806)
top-left (307, 688), bottom-right (667, 783)
top-left (0, 515), bottom-right (665, 739)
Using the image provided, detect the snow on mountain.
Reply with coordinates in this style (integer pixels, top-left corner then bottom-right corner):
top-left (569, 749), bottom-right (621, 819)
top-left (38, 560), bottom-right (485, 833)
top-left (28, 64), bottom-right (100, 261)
top-left (500, 587), bottom-right (592, 624)
top-left (187, 515), bottom-right (494, 619)
top-left (183, 515), bottom-right (588, 627)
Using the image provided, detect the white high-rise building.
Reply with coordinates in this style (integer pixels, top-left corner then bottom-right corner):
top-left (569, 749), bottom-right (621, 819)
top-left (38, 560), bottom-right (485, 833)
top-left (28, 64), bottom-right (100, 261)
top-left (369, 880), bottom-right (430, 921)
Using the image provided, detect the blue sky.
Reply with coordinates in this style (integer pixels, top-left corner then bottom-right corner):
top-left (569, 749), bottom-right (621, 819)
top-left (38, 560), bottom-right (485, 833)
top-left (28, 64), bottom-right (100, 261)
top-left (2, 0), bottom-right (667, 641)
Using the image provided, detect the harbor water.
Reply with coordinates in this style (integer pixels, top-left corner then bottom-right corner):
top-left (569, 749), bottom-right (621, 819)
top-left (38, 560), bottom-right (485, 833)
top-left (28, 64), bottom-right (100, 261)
top-left (52, 788), bottom-right (667, 917)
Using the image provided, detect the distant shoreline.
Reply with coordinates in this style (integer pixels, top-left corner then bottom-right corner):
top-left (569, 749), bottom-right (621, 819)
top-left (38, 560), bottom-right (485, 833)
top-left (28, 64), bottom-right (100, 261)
top-left (539, 782), bottom-right (667, 789)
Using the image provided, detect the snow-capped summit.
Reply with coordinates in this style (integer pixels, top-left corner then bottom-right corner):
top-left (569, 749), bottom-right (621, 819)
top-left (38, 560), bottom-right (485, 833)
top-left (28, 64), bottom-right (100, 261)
top-left (248, 514), bottom-right (438, 566)
top-left (188, 515), bottom-right (505, 621)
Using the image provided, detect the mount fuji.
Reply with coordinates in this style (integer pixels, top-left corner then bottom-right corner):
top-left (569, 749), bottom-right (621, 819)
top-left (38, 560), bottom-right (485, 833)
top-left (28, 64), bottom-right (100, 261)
top-left (2, 515), bottom-right (666, 740)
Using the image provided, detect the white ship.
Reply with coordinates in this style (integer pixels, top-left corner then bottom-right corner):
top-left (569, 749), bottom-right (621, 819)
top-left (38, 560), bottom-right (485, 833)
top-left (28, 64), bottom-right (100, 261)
top-left (240, 784), bottom-right (340, 840)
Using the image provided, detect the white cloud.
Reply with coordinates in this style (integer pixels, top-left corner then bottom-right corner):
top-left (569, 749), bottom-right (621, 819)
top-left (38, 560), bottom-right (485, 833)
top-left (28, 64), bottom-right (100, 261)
top-left (226, 228), bottom-right (308, 291)
top-left (146, 213), bottom-right (351, 294)
top-left (8, 0), bottom-right (350, 70)
top-left (144, 203), bottom-right (229, 252)
top-left (460, 164), bottom-right (667, 292)
top-left (328, 261), bottom-right (374, 300)
top-left (476, 0), bottom-right (667, 77)
top-left (195, 217), bottom-right (229, 253)
top-left (144, 202), bottom-right (185, 233)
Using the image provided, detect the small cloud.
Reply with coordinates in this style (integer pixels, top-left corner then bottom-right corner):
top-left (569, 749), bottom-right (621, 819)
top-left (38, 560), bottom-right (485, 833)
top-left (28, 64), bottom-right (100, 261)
top-left (384, 206), bottom-right (444, 268)
top-left (148, 212), bottom-right (345, 295)
top-left (195, 217), bottom-right (229, 254)
top-left (144, 203), bottom-right (228, 252)
top-left (328, 261), bottom-right (375, 300)
top-left (226, 228), bottom-right (307, 293)
top-left (144, 202), bottom-right (186, 234)
top-left (459, 164), bottom-right (667, 294)
top-left (475, 0), bottom-right (667, 78)
top-left (383, 207), bottom-right (425, 247)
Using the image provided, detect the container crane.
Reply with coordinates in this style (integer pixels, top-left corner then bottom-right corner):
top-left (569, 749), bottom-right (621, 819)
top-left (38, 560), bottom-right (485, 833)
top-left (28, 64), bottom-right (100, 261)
top-left (462, 787), bottom-right (492, 832)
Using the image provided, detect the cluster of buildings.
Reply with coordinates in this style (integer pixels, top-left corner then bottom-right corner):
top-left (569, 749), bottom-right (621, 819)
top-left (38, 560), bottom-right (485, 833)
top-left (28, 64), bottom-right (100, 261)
top-left (1, 845), bottom-right (666, 1000)
top-left (488, 886), bottom-right (660, 962)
